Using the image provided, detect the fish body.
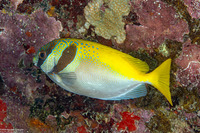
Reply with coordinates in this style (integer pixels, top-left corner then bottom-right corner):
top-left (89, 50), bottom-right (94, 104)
top-left (33, 38), bottom-right (172, 105)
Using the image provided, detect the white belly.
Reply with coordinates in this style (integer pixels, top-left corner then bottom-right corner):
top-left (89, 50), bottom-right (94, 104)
top-left (47, 61), bottom-right (143, 100)
top-left (69, 61), bottom-right (141, 99)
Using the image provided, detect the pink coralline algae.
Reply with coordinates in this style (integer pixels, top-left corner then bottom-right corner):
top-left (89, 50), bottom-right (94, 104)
top-left (0, 8), bottom-right (62, 130)
top-left (0, 0), bottom-right (200, 132)
top-left (0, 9), bottom-right (62, 102)
top-left (184, 0), bottom-right (200, 19)
top-left (2, 98), bottom-right (30, 131)
top-left (117, 111), bottom-right (140, 132)
top-left (175, 40), bottom-right (200, 88)
top-left (122, 0), bottom-right (189, 52)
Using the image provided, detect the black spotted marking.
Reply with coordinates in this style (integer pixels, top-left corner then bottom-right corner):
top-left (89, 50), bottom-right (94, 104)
top-left (52, 45), bottom-right (77, 73)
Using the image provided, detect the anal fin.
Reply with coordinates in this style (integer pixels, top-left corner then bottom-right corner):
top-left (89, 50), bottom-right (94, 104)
top-left (101, 83), bottom-right (147, 100)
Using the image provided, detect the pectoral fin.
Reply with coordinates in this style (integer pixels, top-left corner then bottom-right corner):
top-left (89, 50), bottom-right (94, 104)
top-left (57, 72), bottom-right (77, 86)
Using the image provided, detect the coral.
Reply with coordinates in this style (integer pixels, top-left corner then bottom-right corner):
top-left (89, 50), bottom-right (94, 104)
top-left (48, 0), bottom-right (89, 39)
top-left (146, 111), bottom-right (171, 132)
top-left (158, 41), bottom-right (170, 57)
top-left (10, 0), bottom-right (23, 10)
top-left (175, 40), bottom-right (200, 88)
top-left (135, 109), bottom-right (154, 133)
top-left (84, 0), bottom-right (130, 43)
top-left (1, 0), bottom-right (200, 132)
top-left (121, 0), bottom-right (189, 52)
top-left (15, 0), bottom-right (36, 14)
top-left (185, 112), bottom-right (200, 132)
top-left (5, 103), bottom-right (30, 131)
top-left (116, 111), bottom-right (140, 132)
top-left (77, 125), bottom-right (88, 133)
top-left (0, 8), bottom-right (62, 101)
top-left (165, 0), bottom-right (200, 44)
top-left (0, 8), bottom-right (62, 130)
top-left (28, 118), bottom-right (51, 132)
top-left (183, 92), bottom-right (199, 113)
top-left (109, 104), bottom-right (154, 133)
top-left (0, 98), bottom-right (13, 130)
top-left (0, 98), bottom-right (7, 121)
top-left (171, 117), bottom-right (195, 132)
top-left (26, 46), bottom-right (36, 54)
top-left (184, 0), bottom-right (200, 19)
top-left (47, 6), bottom-right (56, 17)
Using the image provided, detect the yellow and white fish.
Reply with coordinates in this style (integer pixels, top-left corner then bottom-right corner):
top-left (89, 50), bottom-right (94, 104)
top-left (33, 38), bottom-right (172, 105)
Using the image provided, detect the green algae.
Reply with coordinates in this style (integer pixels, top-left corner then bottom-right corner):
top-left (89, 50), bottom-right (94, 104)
top-left (30, 98), bottom-right (49, 122)
top-left (129, 49), bottom-right (158, 72)
top-left (162, 0), bottom-right (191, 21)
top-left (59, 116), bottom-right (73, 130)
top-left (146, 111), bottom-right (171, 133)
top-left (169, 85), bottom-right (199, 112)
top-left (154, 40), bottom-right (182, 61)
top-left (182, 88), bottom-right (199, 113)
top-left (158, 42), bottom-right (170, 57)
top-left (189, 19), bottom-right (200, 44)
top-left (135, 85), bottom-right (170, 109)
top-left (29, 98), bottom-right (72, 131)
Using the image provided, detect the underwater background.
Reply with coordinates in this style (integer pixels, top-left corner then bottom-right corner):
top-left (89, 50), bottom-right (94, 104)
top-left (0, 0), bottom-right (200, 132)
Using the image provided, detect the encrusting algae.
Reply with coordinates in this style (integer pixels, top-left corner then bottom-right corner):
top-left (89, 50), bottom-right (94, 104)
top-left (84, 0), bottom-right (130, 43)
top-left (2, 0), bottom-right (200, 132)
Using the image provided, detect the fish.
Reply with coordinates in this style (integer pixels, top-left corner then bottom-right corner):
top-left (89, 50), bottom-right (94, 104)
top-left (33, 38), bottom-right (173, 105)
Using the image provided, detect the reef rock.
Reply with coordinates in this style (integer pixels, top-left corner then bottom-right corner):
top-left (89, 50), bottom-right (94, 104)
top-left (122, 0), bottom-right (189, 52)
top-left (175, 40), bottom-right (200, 88)
top-left (0, 9), bottom-right (63, 102)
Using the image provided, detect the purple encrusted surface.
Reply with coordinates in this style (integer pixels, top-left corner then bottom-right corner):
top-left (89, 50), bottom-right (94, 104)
top-left (0, 8), bottom-right (62, 93)
top-left (0, 8), bottom-right (62, 130)
top-left (184, 0), bottom-right (200, 19)
top-left (175, 40), bottom-right (200, 88)
top-left (120, 0), bottom-right (189, 52)
top-left (0, 0), bottom-right (200, 132)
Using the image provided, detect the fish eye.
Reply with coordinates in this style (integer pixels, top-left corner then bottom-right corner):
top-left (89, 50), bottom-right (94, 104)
top-left (39, 51), bottom-right (46, 59)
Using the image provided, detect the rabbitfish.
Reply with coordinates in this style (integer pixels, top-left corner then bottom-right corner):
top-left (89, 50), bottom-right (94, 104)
top-left (33, 38), bottom-right (172, 105)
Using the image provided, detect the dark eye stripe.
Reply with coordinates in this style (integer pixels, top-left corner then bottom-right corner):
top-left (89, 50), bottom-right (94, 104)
top-left (37, 40), bottom-right (58, 67)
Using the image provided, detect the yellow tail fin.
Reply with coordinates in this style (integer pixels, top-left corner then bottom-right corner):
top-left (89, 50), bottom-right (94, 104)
top-left (147, 59), bottom-right (172, 106)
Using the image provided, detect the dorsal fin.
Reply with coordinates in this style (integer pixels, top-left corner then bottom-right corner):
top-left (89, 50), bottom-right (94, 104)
top-left (122, 54), bottom-right (149, 73)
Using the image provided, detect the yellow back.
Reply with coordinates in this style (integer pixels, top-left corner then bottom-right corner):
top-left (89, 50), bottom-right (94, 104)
top-left (70, 39), bottom-right (149, 80)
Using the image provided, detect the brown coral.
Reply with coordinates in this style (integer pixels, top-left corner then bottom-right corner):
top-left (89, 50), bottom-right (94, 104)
top-left (84, 0), bottom-right (130, 43)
